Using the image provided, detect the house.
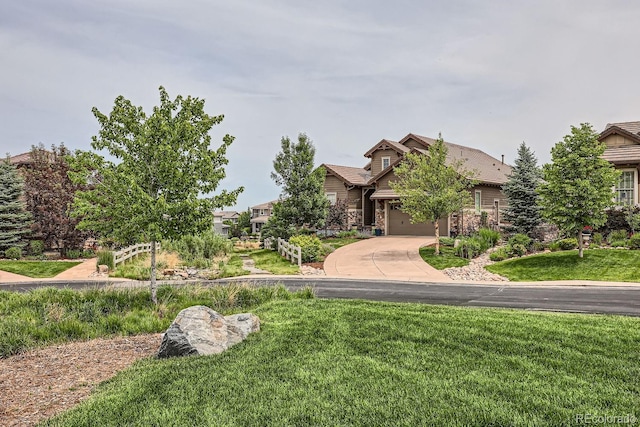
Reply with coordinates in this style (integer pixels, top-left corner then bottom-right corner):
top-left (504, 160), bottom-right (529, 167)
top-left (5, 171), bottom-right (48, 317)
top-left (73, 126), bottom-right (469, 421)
top-left (250, 200), bottom-right (277, 234)
top-left (599, 121), bottom-right (640, 206)
top-left (212, 211), bottom-right (240, 237)
top-left (322, 133), bottom-right (512, 236)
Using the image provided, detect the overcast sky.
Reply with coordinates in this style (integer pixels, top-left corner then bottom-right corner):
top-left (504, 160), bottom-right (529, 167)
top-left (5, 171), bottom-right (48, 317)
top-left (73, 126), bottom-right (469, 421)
top-left (2, 1), bottom-right (639, 210)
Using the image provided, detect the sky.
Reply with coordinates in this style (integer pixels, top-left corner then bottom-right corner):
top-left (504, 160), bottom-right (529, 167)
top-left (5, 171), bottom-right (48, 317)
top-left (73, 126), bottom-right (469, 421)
top-left (2, 1), bottom-right (639, 211)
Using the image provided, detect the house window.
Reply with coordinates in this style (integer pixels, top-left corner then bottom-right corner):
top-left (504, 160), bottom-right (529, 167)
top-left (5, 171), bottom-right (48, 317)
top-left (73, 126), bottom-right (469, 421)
top-left (382, 156), bottom-right (391, 170)
top-left (615, 170), bottom-right (636, 206)
top-left (475, 191), bottom-right (481, 213)
top-left (325, 192), bottom-right (337, 205)
top-left (260, 209), bottom-right (265, 216)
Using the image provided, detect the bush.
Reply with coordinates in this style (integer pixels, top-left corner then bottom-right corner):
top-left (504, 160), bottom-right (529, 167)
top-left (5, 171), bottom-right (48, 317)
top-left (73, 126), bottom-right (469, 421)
top-left (610, 240), bottom-right (628, 248)
top-left (319, 243), bottom-right (335, 258)
top-left (454, 237), bottom-right (483, 259)
top-left (489, 247), bottom-right (509, 261)
top-left (591, 232), bottom-right (604, 246)
top-left (508, 244), bottom-right (527, 257)
top-left (557, 238), bottom-right (578, 250)
top-left (97, 250), bottom-right (114, 270)
top-left (66, 249), bottom-right (82, 259)
top-left (4, 247), bottom-right (22, 259)
top-left (289, 235), bottom-right (322, 263)
top-left (608, 229), bottom-right (628, 244)
top-left (439, 237), bottom-right (455, 247)
top-left (163, 230), bottom-right (232, 265)
top-left (628, 234), bottom-right (640, 249)
top-left (477, 228), bottom-right (500, 248)
top-left (29, 240), bottom-right (44, 256)
top-left (508, 233), bottom-right (532, 249)
top-left (549, 241), bottom-right (560, 252)
top-left (532, 241), bottom-right (546, 252)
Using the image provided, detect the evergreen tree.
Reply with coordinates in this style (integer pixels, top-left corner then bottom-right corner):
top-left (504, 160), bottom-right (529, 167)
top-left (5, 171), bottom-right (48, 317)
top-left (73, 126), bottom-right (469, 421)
top-left (502, 142), bottom-right (542, 236)
top-left (271, 133), bottom-right (328, 230)
top-left (538, 123), bottom-right (619, 258)
top-left (0, 160), bottom-right (31, 253)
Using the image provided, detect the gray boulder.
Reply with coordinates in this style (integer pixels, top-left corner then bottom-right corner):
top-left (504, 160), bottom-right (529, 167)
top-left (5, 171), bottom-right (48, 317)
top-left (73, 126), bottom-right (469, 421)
top-left (157, 305), bottom-right (260, 358)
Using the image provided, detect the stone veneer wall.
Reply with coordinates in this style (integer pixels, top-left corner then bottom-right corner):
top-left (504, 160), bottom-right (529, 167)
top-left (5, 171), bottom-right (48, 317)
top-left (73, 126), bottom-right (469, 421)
top-left (374, 201), bottom-right (386, 232)
top-left (347, 209), bottom-right (363, 228)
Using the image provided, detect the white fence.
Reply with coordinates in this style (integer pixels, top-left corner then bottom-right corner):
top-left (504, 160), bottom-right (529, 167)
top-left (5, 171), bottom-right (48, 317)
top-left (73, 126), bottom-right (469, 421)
top-left (113, 243), bottom-right (161, 267)
top-left (277, 238), bottom-right (302, 267)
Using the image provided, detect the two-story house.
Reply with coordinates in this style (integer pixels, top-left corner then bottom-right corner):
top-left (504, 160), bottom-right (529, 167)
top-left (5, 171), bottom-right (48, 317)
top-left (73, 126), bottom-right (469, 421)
top-left (322, 133), bottom-right (512, 236)
top-left (250, 200), bottom-right (277, 234)
top-left (212, 211), bottom-right (240, 237)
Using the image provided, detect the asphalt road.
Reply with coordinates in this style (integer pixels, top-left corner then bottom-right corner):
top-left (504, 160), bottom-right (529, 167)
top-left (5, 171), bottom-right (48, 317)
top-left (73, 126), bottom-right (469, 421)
top-left (2, 277), bottom-right (640, 317)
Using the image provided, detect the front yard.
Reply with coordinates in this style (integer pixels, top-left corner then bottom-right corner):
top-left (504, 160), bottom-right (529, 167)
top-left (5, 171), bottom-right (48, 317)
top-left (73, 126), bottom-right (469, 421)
top-left (0, 260), bottom-right (82, 278)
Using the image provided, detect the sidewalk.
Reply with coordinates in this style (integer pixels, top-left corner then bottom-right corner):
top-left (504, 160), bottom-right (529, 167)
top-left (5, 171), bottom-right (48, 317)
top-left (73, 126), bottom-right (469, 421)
top-left (0, 258), bottom-right (103, 283)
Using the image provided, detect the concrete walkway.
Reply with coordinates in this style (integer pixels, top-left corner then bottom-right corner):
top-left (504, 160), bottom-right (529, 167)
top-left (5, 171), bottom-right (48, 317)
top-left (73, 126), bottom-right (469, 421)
top-left (0, 258), bottom-right (101, 283)
top-left (324, 236), bottom-right (451, 282)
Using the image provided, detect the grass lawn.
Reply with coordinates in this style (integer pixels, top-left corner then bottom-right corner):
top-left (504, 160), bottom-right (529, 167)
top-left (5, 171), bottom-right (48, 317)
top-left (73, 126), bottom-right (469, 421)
top-left (45, 299), bottom-right (640, 426)
top-left (486, 249), bottom-right (640, 282)
top-left (249, 249), bottom-right (299, 275)
top-left (0, 260), bottom-right (81, 278)
top-left (419, 245), bottom-right (470, 269)
top-left (218, 254), bottom-right (250, 278)
top-left (322, 237), bottom-right (364, 250)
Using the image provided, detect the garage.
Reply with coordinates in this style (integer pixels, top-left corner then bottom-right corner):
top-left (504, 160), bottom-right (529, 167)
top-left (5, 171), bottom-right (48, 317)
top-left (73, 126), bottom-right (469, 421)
top-left (388, 204), bottom-right (449, 236)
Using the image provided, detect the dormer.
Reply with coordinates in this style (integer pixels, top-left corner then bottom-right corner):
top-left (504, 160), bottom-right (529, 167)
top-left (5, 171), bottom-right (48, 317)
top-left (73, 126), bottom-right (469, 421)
top-left (364, 139), bottom-right (409, 177)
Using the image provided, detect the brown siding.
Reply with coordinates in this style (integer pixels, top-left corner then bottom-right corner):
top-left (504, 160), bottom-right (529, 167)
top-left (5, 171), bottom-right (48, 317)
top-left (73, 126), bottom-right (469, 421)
top-left (348, 187), bottom-right (362, 209)
top-left (603, 134), bottom-right (638, 148)
top-left (376, 169), bottom-right (398, 190)
top-left (470, 185), bottom-right (508, 210)
top-left (370, 149), bottom-right (401, 177)
top-left (403, 138), bottom-right (426, 150)
top-left (324, 175), bottom-right (348, 200)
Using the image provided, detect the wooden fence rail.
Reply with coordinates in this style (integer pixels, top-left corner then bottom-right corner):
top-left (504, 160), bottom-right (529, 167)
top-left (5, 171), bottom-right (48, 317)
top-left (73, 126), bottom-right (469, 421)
top-left (113, 242), bottom-right (161, 267)
top-left (277, 237), bottom-right (301, 267)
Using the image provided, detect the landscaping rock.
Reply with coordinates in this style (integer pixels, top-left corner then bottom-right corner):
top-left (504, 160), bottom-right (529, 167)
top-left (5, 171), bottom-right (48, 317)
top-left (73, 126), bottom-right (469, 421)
top-left (443, 248), bottom-right (509, 282)
top-left (157, 306), bottom-right (260, 358)
top-left (97, 264), bottom-right (109, 273)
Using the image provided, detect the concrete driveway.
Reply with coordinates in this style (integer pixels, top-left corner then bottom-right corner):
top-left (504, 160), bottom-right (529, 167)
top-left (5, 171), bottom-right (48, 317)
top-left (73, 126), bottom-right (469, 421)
top-left (323, 236), bottom-right (451, 282)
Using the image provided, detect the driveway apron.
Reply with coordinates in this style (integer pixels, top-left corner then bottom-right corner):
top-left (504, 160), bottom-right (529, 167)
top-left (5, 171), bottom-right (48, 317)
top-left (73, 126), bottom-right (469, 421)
top-left (324, 236), bottom-right (451, 282)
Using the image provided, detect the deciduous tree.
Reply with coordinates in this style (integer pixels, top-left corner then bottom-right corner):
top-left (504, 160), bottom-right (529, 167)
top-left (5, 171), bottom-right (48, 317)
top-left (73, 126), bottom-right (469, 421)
top-left (0, 160), bottom-right (31, 253)
top-left (70, 86), bottom-right (243, 303)
top-left (271, 133), bottom-right (328, 231)
top-left (502, 142), bottom-right (542, 237)
top-left (22, 144), bottom-right (91, 256)
top-left (389, 134), bottom-right (474, 255)
top-left (538, 123), bottom-right (619, 258)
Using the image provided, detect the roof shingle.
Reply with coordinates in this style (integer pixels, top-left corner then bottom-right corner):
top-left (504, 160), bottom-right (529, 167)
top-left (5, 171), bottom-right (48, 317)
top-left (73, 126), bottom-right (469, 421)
top-left (323, 164), bottom-right (371, 186)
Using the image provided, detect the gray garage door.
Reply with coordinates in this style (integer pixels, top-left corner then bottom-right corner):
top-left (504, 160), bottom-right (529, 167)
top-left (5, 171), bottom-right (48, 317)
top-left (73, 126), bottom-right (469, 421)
top-left (388, 206), bottom-right (449, 236)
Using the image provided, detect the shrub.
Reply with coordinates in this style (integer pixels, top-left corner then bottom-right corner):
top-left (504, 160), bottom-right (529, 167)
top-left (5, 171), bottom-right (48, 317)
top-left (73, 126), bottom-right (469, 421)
top-left (609, 240), bottom-right (628, 248)
top-left (439, 237), bottom-right (455, 247)
top-left (608, 229), bottom-right (628, 244)
top-left (454, 237), bottom-right (483, 259)
top-left (163, 230), bottom-right (232, 265)
top-left (97, 250), bottom-right (114, 270)
top-left (508, 243), bottom-right (527, 257)
top-left (557, 238), bottom-right (578, 250)
top-left (508, 233), bottom-right (532, 249)
top-left (29, 240), bottom-right (44, 256)
top-left (489, 247), bottom-right (509, 261)
top-left (4, 247), bottom-right (22, 259)
top-left (66, 249), bottom-right (82, 259)
top-left (549, 241), bottom-right (560, 252)
top-left (532, 241), bottom-right (546, 252)
top-left (591, 232), bottom-right (604, 246)
top-left (289, 235), bottom-right (322, 263)
top-left (628, 234), bottom-right (640, 249)
top-left (319, 243), bottom-right (335, 258)
top-left (336, 230), bottom-right (358, 238)
top-left (478, 228), bottom-right (500, 248)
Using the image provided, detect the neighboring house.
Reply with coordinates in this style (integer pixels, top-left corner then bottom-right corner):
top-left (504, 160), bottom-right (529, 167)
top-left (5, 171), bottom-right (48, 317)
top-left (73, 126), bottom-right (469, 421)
top-left (322, 133), bottom-right (512, 236)
top-left (212, 211), bottom-right (240, 237)
top-left (250, 200), bottom-right (277, 234)
top-left (599, 121), bottom-right (640, 206)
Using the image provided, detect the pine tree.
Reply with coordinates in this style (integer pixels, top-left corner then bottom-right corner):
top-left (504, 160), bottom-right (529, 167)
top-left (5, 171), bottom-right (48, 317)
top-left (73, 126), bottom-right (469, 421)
top-left (502, 142), bottom-right (542, 236)
top-left (0, 160), bottom-right (32, 253)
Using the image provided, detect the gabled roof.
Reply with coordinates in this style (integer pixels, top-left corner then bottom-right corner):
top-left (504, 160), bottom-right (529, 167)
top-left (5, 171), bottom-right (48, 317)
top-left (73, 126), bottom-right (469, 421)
top-left (369, 133), bottom-right (512, 186)
top-left (251, 200), bottom-right (278, 210)
top-left (602, 146), bottom-right (640, 164)
top-left (364, 139), bottom-right (409, 158)
top-left (8, 152), bottom-right (33, 165)
top-left (323, 163), bottom-right (371, 186)
top-left (599, 122), bottom-right (640, 144)
top-left (367, 156), bottom-right (404, 184)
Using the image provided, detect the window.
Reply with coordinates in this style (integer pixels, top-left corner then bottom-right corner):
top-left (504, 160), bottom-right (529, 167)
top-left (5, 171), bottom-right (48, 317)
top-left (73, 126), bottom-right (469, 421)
top-left (475, 190), bottom-right (481, 213)
top-left (615, 170), bottom-right (636, 206)
top-left (260, 209), bottom-right (265, 216)
top-left (325, 192), bottom-right (337, 205)
top-left (382, 156), bottom-right (391, 170)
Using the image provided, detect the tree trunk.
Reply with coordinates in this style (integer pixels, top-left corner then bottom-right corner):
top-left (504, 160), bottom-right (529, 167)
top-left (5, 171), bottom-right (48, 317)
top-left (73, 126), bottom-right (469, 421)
top-left (150, 239), bottom-right (158, 304)
top-left (434, 220), bottom-right (440, 255)
top-left (577, 231), bottom-right (584, 258)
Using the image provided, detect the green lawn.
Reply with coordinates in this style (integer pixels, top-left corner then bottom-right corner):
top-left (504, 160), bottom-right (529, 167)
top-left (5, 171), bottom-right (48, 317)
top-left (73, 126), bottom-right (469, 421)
top-left (0, 260), bottom-right (81, 278)
top-left (486, 249), bottom-right (640, 282)
top-left (44, 299), bottom-right (640, 426)
top-left (249, 249), bottom-right (299, 275)
top-left (218, 254), bottom-right (250, 278)
top-left (419, 245), bottom-right (470, 269)
top-left (322, 237), bottom-right (364, 250)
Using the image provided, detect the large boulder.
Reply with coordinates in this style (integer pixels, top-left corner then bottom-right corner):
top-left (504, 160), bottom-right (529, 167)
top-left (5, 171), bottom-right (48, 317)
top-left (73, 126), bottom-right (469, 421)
top-left (157, 306), bottom-right (260, 358)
